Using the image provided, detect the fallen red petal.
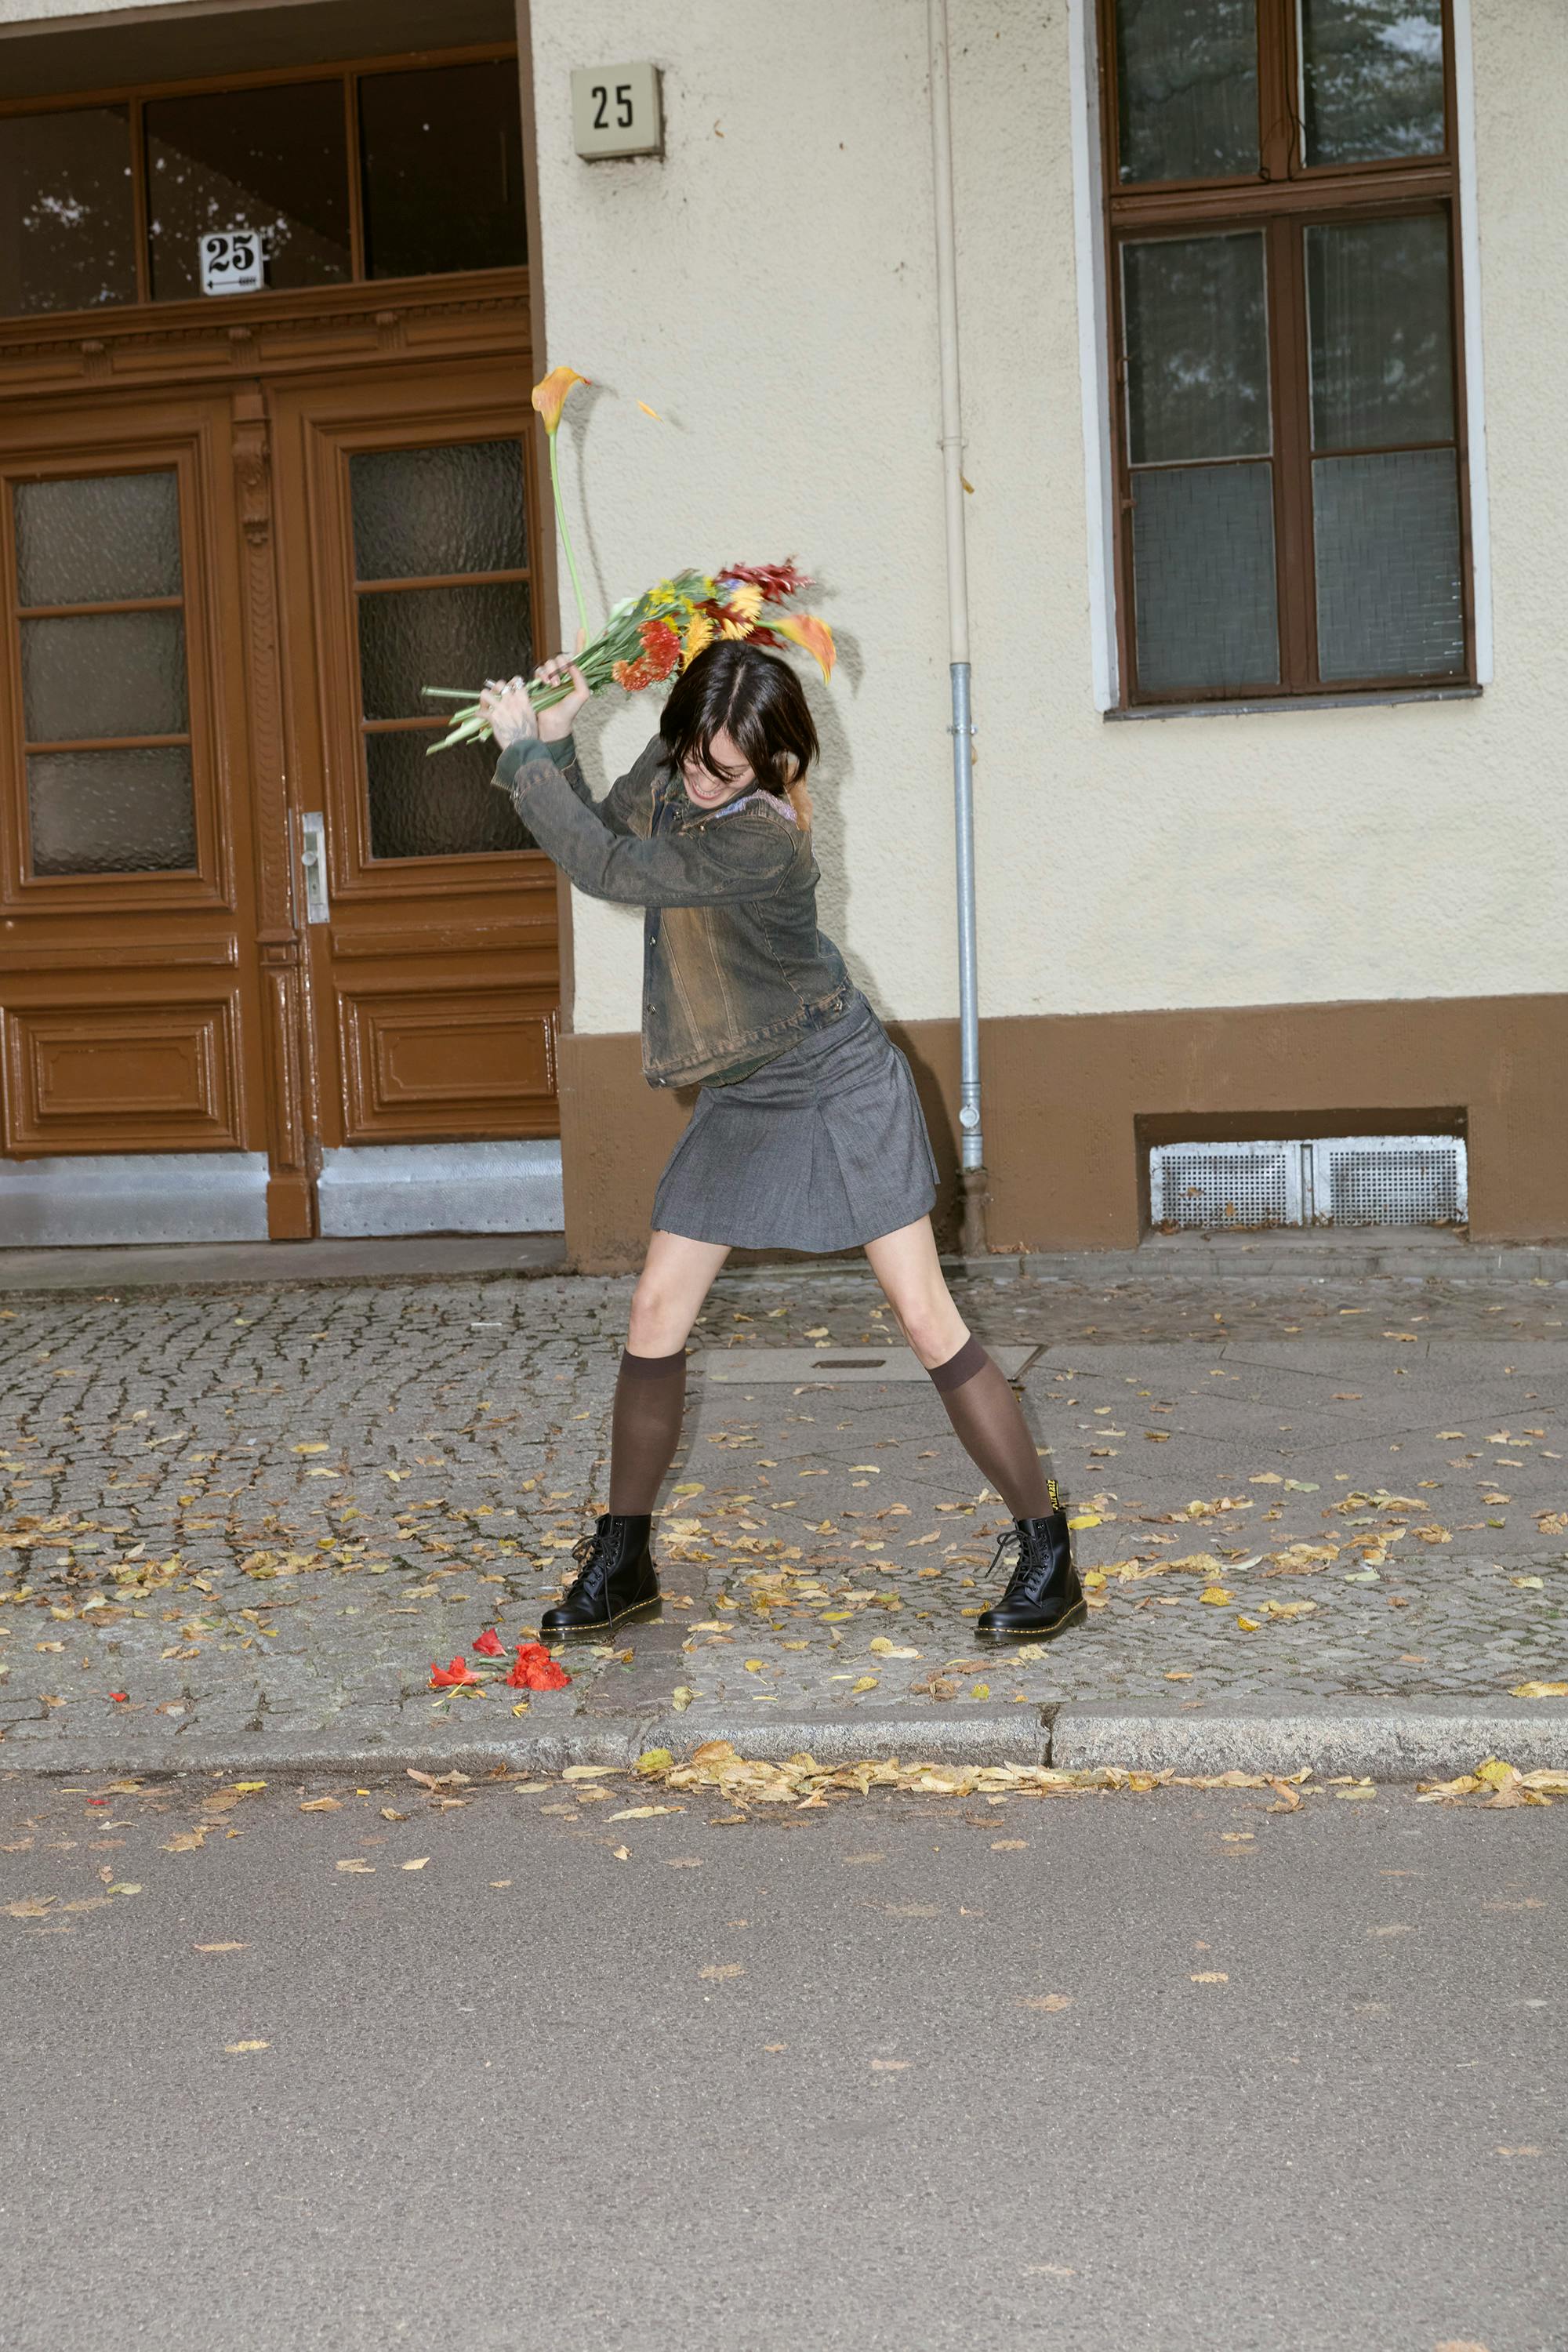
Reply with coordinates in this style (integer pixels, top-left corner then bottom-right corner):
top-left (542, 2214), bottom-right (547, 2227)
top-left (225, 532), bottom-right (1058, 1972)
top-left (472, 1628), bottom-right (505, 1657)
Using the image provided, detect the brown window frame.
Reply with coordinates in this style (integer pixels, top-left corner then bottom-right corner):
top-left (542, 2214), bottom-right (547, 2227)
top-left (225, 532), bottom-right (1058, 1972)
top-left (0, 42), bottom-right (524, 321)
top-left (1098, 0), bottom-right (1475, 709)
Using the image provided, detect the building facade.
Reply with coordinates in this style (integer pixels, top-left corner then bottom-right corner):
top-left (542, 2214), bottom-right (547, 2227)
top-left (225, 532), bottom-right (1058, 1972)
top-left (0, 0), bottom-right (1561, 1265)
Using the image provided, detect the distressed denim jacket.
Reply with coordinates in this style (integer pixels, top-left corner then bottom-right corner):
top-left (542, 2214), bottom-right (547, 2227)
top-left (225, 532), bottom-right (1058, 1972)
top-left (495, 732), bottom-right (850, 1087)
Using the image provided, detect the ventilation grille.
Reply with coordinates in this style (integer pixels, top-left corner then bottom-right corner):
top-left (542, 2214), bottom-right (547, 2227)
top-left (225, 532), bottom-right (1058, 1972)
top-left (1150, 1136), bottom-right (1466, 1231)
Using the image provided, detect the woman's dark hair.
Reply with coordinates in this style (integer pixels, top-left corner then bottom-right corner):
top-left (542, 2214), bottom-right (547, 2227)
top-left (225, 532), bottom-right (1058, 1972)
top-left (659, 639), bottom-right (818, 797)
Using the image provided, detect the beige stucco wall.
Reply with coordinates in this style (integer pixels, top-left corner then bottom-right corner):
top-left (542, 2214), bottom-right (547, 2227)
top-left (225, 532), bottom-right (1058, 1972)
top-left (530, 0), bottom-right (1566, 1038)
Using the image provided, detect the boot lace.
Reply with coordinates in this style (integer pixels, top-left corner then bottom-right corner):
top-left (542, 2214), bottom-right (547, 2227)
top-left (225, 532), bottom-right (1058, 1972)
top-left (988, 1526), bottom-right (1050, 1606)
top-left (561, 1526), bottom-right (612, 1607)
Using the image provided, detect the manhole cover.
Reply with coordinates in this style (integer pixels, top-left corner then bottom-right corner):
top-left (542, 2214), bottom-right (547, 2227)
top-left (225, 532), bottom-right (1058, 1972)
top-left (696, 1345), bottom-right (1038, 1384)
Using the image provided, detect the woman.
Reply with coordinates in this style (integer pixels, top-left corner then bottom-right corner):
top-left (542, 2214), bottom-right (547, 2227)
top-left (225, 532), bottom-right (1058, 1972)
top-left (477, 641), bottom-right (1083, 1645)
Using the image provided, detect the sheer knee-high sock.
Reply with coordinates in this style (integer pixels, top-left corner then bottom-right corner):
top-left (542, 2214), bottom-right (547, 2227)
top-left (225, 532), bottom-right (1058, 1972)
top-left (607, 1345), bottom-right (688, 1515)
top-left (928, 1334), bottom-right (1052, 1519)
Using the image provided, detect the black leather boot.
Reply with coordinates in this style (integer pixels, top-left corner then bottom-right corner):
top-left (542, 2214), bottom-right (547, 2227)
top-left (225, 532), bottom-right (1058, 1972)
top-left (540, 1512), bottom-right (660, 1637)
top-left (976, 1486), bottom-right (1085, 1639)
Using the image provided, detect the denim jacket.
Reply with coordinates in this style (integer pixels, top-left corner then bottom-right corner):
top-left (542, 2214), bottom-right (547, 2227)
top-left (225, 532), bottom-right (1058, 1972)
top-left (495, 732), bottom-right (850, 1087)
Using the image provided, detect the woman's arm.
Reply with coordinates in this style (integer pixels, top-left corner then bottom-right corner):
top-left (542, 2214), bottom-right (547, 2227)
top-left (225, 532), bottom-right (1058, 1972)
top-left (540, 731), bottom-right (664, 840)
top-left (495, 737), bottom-right (794, 907)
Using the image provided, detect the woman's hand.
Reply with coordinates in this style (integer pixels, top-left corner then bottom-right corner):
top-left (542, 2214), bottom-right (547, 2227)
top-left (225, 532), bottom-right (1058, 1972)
top-left (477, 674), bottom-right (537, 753)
top-left (532, 655), bottom-right (590, 742)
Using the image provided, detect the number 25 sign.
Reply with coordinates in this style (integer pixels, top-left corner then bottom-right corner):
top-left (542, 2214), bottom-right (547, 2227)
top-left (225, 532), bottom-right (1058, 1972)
top-left (570, 64), bottom-right (662, 160)
top-left (200, 230), bottom-right (267, 296)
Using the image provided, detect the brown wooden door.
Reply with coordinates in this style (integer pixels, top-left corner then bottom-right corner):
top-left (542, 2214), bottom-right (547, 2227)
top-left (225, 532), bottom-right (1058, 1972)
top-left (0, 387), bottom-right (273, 1232)
top-left (267, 361), bottom-right (559, 1191)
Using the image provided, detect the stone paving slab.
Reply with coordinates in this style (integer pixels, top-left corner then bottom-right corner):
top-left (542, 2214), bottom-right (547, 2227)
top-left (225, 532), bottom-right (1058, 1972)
top-left (1, 1261), bottom-right (1565, 1778)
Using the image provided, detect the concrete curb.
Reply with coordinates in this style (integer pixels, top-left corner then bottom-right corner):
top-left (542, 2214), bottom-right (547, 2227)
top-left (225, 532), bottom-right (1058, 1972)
top-left (5, 1700), bottom-right (1565, 1783)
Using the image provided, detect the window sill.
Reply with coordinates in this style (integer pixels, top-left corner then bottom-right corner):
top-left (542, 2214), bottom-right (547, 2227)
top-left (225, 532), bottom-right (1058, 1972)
top-left (1105, 685), bottom-right (1482, 722)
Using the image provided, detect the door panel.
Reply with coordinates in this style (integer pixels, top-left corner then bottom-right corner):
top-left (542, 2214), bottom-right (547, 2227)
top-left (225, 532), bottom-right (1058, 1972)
top-left (268, 361), bottom-right (559, 1154)
top-left (0, 392), bottom-right (268, 1175)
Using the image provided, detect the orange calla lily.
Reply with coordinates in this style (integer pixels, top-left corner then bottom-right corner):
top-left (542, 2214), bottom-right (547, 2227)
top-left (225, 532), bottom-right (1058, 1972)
top-left (532, 365), bottom-right (591, 435)
top-left (771, 612), bottom-right (836, 681)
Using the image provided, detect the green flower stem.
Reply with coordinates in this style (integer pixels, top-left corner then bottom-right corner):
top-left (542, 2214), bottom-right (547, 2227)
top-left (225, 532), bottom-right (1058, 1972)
top-left (548, 427), bottom-right (590, 647)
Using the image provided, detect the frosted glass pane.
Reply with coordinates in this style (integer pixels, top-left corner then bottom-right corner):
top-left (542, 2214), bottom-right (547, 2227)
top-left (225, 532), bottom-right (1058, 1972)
top-left (1123, 233), bottom-right (1269, 463)
top-left (22, 610), bottom-right (188, 743)
top-left (145, 81), bottom-right (350, 302)
top-left (27, 745), bottom-right (196, 875)
top-left (350, 441), bottom-right (526, 582)
top-left (0, 107), bottom-right (136, 317)
top-left (1308, 216), bottom-right (1453, 451)
top-left (360, 61), bottom-right (527, 280)
top-left (1301, 0), bottom-right (1446, 165)
top-left (14, 470), bottom-right (182, 607)
top-left (358, 582), bottom-right (532, 720)
top-left (365, 730), bottom-right (536, 861)
top-left (1113, 0), bottom-right (1258, 183)
top-left (1313, 448), bottom-right (1463, 681)
top-left (1132, 463), bottom-right (1279, 692)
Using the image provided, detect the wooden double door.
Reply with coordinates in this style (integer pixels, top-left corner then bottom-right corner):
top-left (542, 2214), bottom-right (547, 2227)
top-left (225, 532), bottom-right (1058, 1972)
top-left (0, 315), bottom-right (559, 1241)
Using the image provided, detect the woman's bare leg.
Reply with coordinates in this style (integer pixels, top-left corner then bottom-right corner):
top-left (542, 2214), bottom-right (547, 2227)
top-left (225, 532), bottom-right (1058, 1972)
top-left (606, 1230), bottom-right (731, 1515)
top-left (863, 1216), bottom-right (1051, 1519)
top-left (627, 1229), bottom-right (731, 1355)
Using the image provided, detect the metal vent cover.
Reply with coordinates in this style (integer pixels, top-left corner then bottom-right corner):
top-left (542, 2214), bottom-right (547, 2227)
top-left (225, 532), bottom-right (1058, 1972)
top-left (1150, 1136), bottom-right (1467, 1230)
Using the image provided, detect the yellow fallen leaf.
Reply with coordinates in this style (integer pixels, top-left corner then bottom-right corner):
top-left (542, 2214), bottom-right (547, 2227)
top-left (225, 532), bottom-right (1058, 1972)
top-left (299, 1797), bottom-right (341, 1812)
top-left (292, 1443), bottom-right (329, 1455)
top-left (563, 1765), bottom-right (616, 1780)
top-left (1165, 1670), bottom-right (1194, 1681)
top-left (511, 1700), bottom-right (532, 1715)
top-left (699, 1962), bottom-right (746, 1981)
top-left (1200, 1587), bottom-right (1234, 1606)
top-left (1235, 1615), bottom-right (1260, 1632)
top-left (637, 1748), bottom-right (674, 1774)
top-left (400, 1857), bottom-right (430, 1871)
top-left (1082, 1570), bottom-right (1107, 1592)
top-left (224, 2040), bottom-right (270, 2053)
top-left (851, 1675), bottom-right (879, 1693)
top-left (107, 1882), bottom-right (142, 1896)
top-left (611, 1846), bottom-right (630, 1860)
top-left (1018, 1993), bottom-right (1072, 2012)
top-left (848, 1465), bottom-right (881, 1474)
top-left (992, 1838), bottom-right (1029, 1851)
top-left (1190, 1972), bottom-right (1229, 1984)
top-left (868, 1636), bottom-right (895, 1654)
top-left (194, 1942), bottom-right (245, 1952)
top-left (671, 1482), bottom-right (705, 1497)
top-left (231, 1782), bottom-right (267, 1793)
top-left (971, 1683), bottom-right (991, 1700)
top-left (1068, 1513), bottom-right (1102, 1530)
top-left (5, 1896), bottom-right (54, 1918)
top-left (336, 1859), bottom-right (375, 1872)
top-left (744, 1659), bottom-right (766, 1673)
top-left (608, 1805), bottom-right (681, 1820)
top-left (672, 1686), bottom-right (695, 1711)
top-left (1512, 1682), bottom-right (1568, 1699)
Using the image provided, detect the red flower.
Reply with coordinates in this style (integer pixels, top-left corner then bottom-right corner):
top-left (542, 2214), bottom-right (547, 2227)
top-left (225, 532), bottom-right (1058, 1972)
top-left (472, 1628), bottom-right (505, 1657)
top-left (507, 1641), bottom-right (572, 1693)
top-left (719, 559), bottom-right (813, 604)
top-left (430, 1657), bottom-right (482, 1690)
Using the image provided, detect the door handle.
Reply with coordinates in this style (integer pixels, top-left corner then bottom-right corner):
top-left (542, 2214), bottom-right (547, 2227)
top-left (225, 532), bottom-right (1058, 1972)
top-left (299, 811), bottom-right (329, 924)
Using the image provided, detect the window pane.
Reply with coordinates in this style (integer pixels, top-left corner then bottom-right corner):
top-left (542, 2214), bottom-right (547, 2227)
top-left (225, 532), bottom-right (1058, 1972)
top-left (365, 730), bottom-right (535, 861)
top-left (358, 583), bottom-right (532, 721)
top-left (1308, 216), bottom-right (1454, 450)
top-left (1301, 0), bottom-right (1446, 165)
top-left (350, 441), bottom-right (527, 583)
top-left (360, 61), bottom-right (527, 281)
top-left (1123, 233), bottom-right (1269, 464)
top-left (14, 471), bottom-right (182, 608)
top-left (145, 82), bottom-right (350, 302)
top-left (1132, 463), bottom-right (1279, 692)
top-left (27, 744), bottom-right (196, 875)
top-left (1113, 0), bottom-right (1258, 183)
top-left (21, 611), bottom-right (188, 743)
top-left (0, 107), bottom-right (136, 317)
top-left (1313, 448), bottom-right (1463, 680)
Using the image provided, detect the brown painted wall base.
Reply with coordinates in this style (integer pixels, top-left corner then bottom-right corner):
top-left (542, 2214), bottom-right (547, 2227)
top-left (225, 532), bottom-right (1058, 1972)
top-left (557, 993), bottom-right (1568, 1271)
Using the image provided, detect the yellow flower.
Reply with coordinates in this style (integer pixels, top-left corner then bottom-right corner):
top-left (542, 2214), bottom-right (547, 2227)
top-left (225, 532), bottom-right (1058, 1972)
top-left (531, 365), bottom-right (590, 435)
top-left (719, 615), bottom-right (754, 641)
top-left (682, 611), bottom-right (716, 664)
top-left (724, 583), bottom-right (765, 622)
top-left (771, 612), bottom-right (836, 681)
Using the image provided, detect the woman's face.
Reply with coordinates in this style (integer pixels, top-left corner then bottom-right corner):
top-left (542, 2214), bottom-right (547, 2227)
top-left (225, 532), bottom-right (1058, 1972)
top-left (680, 727), bottom-right (754, 810)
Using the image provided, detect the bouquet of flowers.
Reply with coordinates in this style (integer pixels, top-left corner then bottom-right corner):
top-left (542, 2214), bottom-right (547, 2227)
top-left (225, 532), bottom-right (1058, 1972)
top-left (423, 367), bottom-right (835, 755)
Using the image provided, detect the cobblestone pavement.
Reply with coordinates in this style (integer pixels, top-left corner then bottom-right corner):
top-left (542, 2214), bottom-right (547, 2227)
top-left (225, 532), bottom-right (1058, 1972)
top-left (2, 1259), bottom-right (1566, 1769)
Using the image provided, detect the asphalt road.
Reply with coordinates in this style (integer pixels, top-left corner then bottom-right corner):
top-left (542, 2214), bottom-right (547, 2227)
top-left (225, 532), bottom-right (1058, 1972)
top-left (2, 1771), bottom-right (1563, 2352)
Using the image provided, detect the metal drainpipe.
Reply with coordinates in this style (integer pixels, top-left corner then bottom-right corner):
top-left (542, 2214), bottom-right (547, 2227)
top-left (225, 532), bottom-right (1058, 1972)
top-left (927, 0), bottom-right (988, 1258)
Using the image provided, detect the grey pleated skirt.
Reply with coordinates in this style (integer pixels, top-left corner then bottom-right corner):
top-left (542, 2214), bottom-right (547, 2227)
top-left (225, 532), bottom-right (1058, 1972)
top-left (650, 989), bottom-right (939, 1252)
